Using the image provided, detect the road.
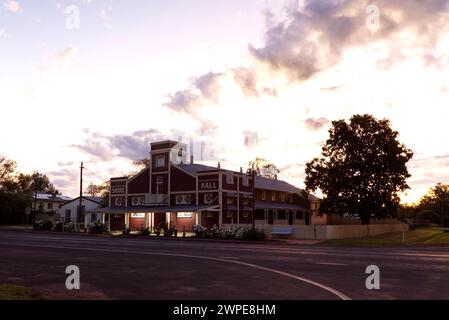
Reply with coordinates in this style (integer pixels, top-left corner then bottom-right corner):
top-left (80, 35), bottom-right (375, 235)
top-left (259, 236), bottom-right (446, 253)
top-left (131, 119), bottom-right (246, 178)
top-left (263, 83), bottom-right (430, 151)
top-left (0, 230), bottom-right (448, 300)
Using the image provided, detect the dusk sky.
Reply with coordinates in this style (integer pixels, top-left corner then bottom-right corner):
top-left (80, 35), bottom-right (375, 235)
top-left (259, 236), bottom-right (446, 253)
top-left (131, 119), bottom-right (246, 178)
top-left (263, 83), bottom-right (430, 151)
top-left (1, 0), bottom-right (449, 203)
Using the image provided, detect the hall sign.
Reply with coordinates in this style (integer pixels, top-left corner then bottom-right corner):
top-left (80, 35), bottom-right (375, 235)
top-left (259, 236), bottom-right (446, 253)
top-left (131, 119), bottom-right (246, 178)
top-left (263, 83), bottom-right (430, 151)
top-left (200, 180), bottom-right (218, 190)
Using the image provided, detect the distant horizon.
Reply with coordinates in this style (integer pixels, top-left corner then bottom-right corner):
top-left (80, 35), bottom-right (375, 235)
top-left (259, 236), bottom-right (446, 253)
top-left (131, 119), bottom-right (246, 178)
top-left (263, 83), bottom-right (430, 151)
top-left (2, 0), bottom-right (449, 204)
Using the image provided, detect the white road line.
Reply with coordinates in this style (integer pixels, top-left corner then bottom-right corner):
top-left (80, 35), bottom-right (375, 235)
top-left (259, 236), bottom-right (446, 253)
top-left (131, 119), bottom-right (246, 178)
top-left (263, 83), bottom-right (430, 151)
top-left (0, 241), bottom-right (351, 300)
top-left (316, 262), bottom-right (348, 266)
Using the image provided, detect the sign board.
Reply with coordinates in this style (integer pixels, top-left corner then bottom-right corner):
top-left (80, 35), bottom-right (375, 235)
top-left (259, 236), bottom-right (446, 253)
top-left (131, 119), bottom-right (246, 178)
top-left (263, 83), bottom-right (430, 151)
top-left (111, 186), bottom-right (126, 194)
top-left (177, 212), bottom-right (193, 218)
top-left (131, 213), bottom-right (145, 218)
top-left (200, 180), bottom-right (218, 190)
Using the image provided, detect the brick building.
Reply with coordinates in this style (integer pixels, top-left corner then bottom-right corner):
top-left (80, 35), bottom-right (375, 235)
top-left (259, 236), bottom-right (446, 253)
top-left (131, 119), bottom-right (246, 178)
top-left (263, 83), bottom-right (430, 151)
top-left (91, 140), bottom-right (316, 232)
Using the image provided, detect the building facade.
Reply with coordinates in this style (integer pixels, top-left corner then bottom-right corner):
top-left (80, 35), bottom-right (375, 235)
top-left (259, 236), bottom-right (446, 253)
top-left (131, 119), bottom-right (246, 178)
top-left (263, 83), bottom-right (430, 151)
top-left (57, 196), bottom-right (102, 224)
top-left (92, 140), bottom-right (315, 232)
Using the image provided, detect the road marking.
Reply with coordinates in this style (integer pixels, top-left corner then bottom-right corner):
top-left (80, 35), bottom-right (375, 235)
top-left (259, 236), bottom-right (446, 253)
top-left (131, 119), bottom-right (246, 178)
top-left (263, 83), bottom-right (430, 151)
top-left (218, 256), bottom-right (240, 260)
top-left (316, 262), bottom-right (348, 266)
top-left (0, 241), bottom-right (351, 300)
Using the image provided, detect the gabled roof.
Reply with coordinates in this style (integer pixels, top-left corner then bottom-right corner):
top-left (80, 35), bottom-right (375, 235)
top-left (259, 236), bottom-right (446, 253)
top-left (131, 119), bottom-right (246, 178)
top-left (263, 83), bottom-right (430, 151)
top-left (35, 193), bottom-right (72, 202)
top-left (59, 196), bottom-right (102, 208)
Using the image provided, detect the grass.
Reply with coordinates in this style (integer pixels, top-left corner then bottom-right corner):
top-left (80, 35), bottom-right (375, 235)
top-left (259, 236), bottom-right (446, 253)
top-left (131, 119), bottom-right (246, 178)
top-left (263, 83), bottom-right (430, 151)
top-left (0, 285), bottom-right (45, 300)
top-left (322, 227), bottom-right (449, 246)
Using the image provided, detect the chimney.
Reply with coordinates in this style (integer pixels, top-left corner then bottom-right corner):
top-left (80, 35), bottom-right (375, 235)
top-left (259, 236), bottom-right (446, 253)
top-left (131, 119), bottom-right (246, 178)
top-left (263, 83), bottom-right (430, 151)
top-left (240, 167), bottom-right (243, 173)
top-left (217, 162), bottom-right (221, 169)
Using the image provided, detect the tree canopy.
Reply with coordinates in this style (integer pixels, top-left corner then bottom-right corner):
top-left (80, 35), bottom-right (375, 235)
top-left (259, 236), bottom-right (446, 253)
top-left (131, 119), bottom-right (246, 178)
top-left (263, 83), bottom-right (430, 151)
top-left (305, 114), bottom-right (413, 224)
top-left (247, 157), bottom-right (280, 180)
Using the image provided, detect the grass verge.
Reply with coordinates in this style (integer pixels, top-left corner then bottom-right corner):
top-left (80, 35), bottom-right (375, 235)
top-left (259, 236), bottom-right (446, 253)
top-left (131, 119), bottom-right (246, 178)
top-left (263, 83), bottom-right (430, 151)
top-left (0, 285), bottom-right (45, 300)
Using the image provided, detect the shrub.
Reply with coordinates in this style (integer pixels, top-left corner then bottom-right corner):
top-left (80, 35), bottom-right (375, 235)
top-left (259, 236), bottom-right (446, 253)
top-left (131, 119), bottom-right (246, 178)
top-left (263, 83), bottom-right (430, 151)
top-left (43, 220), bottom-right (53, 231)
top-left (192, 224), bottom-right (207, 237)
top-left (139, 227), bottom-right (151, 236)
top-left (53, 221), bottom-right (63, 232)
top-left (88, 221), bottom-right (106, 234)
top-left (241, 228), bottom-right (265, 241)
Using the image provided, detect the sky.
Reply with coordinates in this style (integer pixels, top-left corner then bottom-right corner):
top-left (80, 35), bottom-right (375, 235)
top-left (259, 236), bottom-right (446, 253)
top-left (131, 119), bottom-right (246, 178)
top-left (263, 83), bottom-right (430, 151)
top-left (1, 0), bottom-right (449, 203)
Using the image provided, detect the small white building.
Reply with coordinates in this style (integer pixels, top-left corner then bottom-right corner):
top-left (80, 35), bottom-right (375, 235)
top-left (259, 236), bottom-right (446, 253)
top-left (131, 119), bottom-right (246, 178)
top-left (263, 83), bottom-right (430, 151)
top-left (57, 196), bottom-right (102, 224)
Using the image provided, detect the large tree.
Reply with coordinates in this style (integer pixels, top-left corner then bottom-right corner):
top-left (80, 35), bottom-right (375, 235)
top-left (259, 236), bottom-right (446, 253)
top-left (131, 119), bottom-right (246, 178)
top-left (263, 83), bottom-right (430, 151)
top-left (418, 183), bottom-right (449, 226)
top-left (305, 114), bottom-right (413, 224)
top-left (247, 157), bottom-right (280, 180)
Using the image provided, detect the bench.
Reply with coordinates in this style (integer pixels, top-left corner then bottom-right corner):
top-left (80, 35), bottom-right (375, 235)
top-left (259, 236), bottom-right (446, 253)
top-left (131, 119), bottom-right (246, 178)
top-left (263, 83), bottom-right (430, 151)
top-left (271, 227), bottom-right (293, 235)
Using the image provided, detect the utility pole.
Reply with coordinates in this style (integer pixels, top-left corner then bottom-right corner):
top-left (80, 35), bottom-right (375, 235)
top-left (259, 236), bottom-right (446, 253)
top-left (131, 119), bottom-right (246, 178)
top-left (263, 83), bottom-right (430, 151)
top-left (79, 162), bottom-right (84, 225)
top-left (251, 163), bottom-right (255, 231)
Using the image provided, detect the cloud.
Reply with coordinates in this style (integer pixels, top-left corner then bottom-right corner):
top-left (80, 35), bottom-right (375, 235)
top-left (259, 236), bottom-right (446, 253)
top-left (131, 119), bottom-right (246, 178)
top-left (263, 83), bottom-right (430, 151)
top-left (164, 72), bottom-right (223, 113)
top-left (71, 129), bottom-right (165, 161)
top-left (193, 72), bottom-right (223, 102)
top-left (55, 46), bottom-right (78, 63)
top-left (3, 1), bottom-right (20, 13)
top-left (232, 67), bottom-right (259, 97)
top-left (249, 0), bottom-right (449, 81)
top-left (304, 117), bottom-right (330, 131)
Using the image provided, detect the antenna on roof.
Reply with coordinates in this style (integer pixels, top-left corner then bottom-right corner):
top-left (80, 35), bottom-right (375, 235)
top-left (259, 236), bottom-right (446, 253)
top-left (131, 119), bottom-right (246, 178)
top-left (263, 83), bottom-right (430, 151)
top-left (190, 136), bottom-right (194, 164)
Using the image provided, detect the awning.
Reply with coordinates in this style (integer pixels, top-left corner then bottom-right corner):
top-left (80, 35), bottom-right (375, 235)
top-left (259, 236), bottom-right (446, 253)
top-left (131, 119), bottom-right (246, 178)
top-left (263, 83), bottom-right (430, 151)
top-left (255, 200), bottom-right (307, 211)
top-left (87, 204), bottom-right (219, 214)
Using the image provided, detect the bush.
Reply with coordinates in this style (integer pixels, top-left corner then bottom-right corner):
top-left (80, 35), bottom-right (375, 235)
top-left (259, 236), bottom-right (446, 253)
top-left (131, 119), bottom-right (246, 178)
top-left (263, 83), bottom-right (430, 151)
top-left (192, 224), bottom-right (207, 237)
top-left (88, 221), bottom-right (106, 234)
top-left (139, 227), bottom-right (151, 236)
top-left (53, 221), bottom-right (63, 232)
top-left (241, 228), bottom-right (265, 241)
top-left (42, 220), bottom-right (52, 231)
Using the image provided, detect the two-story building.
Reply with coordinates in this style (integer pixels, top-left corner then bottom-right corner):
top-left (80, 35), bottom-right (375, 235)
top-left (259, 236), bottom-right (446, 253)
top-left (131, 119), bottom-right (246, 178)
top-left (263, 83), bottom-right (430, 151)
top-left (90, 140), bottom-right (316, 232)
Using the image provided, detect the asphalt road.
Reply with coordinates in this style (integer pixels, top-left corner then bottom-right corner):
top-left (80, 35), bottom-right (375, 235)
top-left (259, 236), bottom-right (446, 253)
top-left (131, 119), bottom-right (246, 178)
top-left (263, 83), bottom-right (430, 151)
top-left (0, 230), bottom-right (448, 300)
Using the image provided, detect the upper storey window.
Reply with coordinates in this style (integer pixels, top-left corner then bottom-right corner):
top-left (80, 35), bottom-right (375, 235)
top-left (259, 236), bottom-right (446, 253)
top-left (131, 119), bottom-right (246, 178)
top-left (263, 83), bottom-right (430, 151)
top-left (155, 155), bottom-right (166, 168)
top-left (226, 171), bottom-right (233, 184)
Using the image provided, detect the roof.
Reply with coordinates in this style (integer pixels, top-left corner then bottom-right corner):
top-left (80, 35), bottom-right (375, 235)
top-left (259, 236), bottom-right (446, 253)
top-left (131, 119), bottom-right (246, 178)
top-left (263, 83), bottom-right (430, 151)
top-left (88, 204), bottom-right (219, 214)
top-left (35, 193), bottom-right (72, 202)
top-left (255, 200), bottom-right (308, 211)
top-left (175, 163), bottom-right (219, 175)
top-left (175, 164), bottom-right (319, 198)
top-left (59, 196), bottom-right (103, 208)
top-left (254, 176), bottom-right (304, 194)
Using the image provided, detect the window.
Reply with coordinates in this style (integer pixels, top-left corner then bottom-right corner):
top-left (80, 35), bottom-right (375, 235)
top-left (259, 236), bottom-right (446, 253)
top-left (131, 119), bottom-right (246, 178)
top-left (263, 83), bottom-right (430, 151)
top-left (242, 175), bottom-right (249, 186)
top-left (226, 211), bottom-right (233, 218)
top-left (226, 171), bottom-right (233, 184)
top-left (47, 203), bottom-right (53, 210)
top-left (155, 155), bottom-right (165, 168)
top-left (226, 197), bottom-right (235, 205)
top-left (156, 176), bottom-right (165, 194)
top-left (91, 213), bottom-right (97, 222)
top-left (271, 192), bottom-right (276, 201)
top-left (296, 211), bottom-right (304, 220)
top-left (261, 190), bottom-right (266, 200)
top-left (281, 193), bottom-right (286, 202)
top-left (65, 209), bottom-right (71, 221)
top-left (242, 212), bottom-right (249, 218)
